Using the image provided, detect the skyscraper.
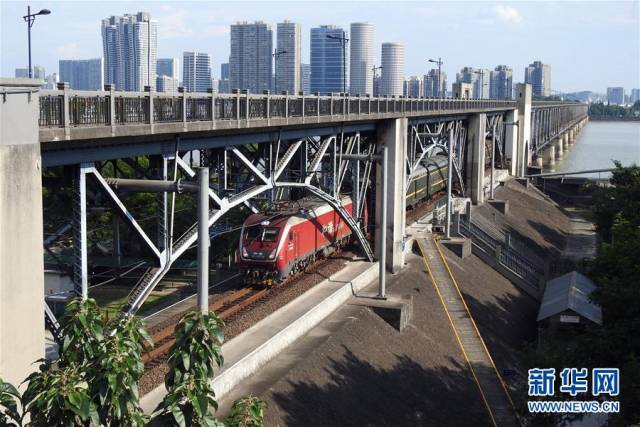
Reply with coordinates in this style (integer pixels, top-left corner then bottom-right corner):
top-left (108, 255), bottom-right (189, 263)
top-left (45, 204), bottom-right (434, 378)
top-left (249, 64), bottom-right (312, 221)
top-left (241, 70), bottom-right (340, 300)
top-left (300, 63), bottom-right (311, 94)
top-left (607, 87), bottom-right (625, 105)
top-left (349, 22), bottom-right (374, 96)
top-left (183, 52), bottom-right (212, 93)
top-left (524, 61), bottom-right (551, 97)
top-left (404, 76), bottom-right (423, 98)
top-left (15, 66), bottom-right (45, 80)
top-left (630, 88), bottom-right (640, 104)
top-left (456, 67), bottom-right (489, 99)
top-left (380, 42), bottom-right (404, 97)
top-left (489, 65), bottom-right (513, 100)
top-left (157, 75), bottom-right (179, 93)
top-left (230, 21), bottom-right (273, 93)
top-left (101, 12), bottom-right (158, 91)
top-left (59, 59), bottom-right (104, 90)
top-left (157, 58), bottom-right (179, 80)
top-left (310, 25), bottom-right (346, 95)
top-left (423, 68), bottom-right (446, 98)
top-left (276, 21), bottom-right (301, 94)
top-left (42, 73), bottom-right (59, 90)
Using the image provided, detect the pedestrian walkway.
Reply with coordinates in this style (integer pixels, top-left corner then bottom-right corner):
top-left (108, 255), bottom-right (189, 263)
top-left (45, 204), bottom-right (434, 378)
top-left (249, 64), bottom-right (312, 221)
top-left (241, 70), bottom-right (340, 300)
top-left (417, 236), bottom-right (520, 427)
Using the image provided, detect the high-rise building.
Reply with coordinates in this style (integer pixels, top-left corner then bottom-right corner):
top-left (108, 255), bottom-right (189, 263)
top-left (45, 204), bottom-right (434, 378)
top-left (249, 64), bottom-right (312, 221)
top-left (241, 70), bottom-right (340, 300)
top-left (156, 75), bottom-right (179, 93)
top-left (15, 66), bottom-right (45, 80)
top-left (157, 58), bottom-right (179, 81)
top-left (218, 63), bottom-right (230, 93)
top-left (380, 42), bottom-right (404, 97)
top-left (456, 67), bottom-right (489, 99)
top-left (524, 61), bottom-right (551, 97)
top-left (453, 82), bottom-right (473, 99)
top-left (42, 73), bottom-right (59, 90)
top-left (275, 21), bottom-right (301, 94)
top-left (349, 22), bottom-right (374, 96)
top-left (230, 21), bottom-right (273, 93)
top-left (630, 88), bottom-right (640, 104)
top-left (404, 76), bottom-right (423, 98)
top-left (183, 52), bottom-right (212, 92)
top-left (300, 63), bottom-right (311, 94)
top-left (489, 65), bottom-right (513, 100)
top-left (423, 68), bottom-right (446, 98)
top-left (59, 59), bottom-right (104, 90)
top-left (373, 74), bottom-right (381, 97)
top-left (310, 25), bottom-right (346, 95)
top-left (101, 12), bottom-right (157, 91)
top-left (607, 87), bottom-right (625, 105)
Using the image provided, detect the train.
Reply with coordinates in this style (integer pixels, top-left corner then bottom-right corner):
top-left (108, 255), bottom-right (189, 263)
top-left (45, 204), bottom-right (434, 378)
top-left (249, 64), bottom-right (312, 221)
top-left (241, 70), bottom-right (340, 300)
top-left (406, 155), bottom-right (449, 207)
top-left (239, 196), bottom-right (366, 286)
top-left (238, 154), bottom-right (448, 286)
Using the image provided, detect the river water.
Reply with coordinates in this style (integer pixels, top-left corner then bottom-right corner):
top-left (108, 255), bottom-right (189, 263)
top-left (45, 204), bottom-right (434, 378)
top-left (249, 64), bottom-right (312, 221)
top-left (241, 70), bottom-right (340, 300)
top-left (550, 121), bottom-right (640, 177)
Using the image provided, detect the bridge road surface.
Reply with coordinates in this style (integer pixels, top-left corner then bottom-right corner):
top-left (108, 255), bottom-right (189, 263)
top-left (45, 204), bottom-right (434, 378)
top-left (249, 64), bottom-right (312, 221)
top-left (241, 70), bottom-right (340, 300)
top-left (418, 236), bottom-right (520, 427)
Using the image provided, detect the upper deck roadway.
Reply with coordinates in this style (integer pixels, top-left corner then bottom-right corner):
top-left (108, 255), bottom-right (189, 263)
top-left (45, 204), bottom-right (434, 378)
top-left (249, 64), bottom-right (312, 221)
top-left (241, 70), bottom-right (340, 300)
top-left (37, 86), bottom-right (581, 166)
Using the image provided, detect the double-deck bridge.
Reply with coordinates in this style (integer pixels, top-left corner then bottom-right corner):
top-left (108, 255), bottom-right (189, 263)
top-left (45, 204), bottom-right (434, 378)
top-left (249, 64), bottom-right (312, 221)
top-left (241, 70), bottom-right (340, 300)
top-left (0, 78), bottom-right (587, 385)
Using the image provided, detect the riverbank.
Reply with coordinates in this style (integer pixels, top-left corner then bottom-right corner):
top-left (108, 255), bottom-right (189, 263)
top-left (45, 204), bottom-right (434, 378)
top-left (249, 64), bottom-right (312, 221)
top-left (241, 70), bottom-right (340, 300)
top-left (588, 116), bottom-right (640, 121)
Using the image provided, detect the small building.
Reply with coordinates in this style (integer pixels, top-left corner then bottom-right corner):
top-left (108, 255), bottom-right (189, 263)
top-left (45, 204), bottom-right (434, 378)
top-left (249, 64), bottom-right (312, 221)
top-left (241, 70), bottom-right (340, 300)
top-left (537, 271), bottom-right (602, 327)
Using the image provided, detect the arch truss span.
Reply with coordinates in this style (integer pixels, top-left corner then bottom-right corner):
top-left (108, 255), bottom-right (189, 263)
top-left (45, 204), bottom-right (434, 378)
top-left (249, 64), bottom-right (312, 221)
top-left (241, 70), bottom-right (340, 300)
top-left (44, 130), bottom-right (378, 316)
top-left (407, 118), bottom-right (468, 197)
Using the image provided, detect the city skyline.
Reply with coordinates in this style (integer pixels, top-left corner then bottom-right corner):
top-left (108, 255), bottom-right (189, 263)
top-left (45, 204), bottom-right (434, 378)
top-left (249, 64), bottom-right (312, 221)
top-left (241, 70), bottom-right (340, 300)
top-left (1, 1), bottom-right (638, 94)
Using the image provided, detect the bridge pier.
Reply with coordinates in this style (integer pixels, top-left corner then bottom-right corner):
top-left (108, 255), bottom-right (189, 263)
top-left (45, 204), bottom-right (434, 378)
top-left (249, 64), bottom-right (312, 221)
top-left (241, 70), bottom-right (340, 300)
top-left (376, 118), bottom-right (407, 273)
top-left (466, 113), bottom-right (486, 205)
top-left (555, 137), bottom-right (564, 160)
top-left (546, 145), bottom-right (556, 169)
top-left (516, 83), bottom-right (533, 177)
top-left (0, 78), bottom-right (45, 388)
top-left (562, 132), bottom-right (569, 150)
top-left (505, 109), bottom-right (518, 176)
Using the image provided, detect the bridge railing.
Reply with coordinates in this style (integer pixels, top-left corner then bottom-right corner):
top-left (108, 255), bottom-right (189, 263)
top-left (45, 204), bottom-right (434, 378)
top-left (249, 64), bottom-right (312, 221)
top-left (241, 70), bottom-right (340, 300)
top-left (38, 84), bottom-right (522, 129)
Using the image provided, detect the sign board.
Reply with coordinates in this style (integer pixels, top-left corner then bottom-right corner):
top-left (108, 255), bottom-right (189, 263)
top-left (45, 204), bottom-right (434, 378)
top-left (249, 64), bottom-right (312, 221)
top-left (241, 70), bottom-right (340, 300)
top-left (560, 314), bottom-right (580, 324)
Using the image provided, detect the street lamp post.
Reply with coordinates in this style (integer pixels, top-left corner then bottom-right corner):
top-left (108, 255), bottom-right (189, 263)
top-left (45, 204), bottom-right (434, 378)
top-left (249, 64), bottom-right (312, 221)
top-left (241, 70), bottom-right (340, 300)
top-left (272, 48), bottom-right (288, 93)
top-left (371, 65), bottom-right (382, 96)
top-left (428, 57), bottom-right (443, 98)
top-left (23, 6), bottom-right (51, 79)
top-left (327, 32), bottom-right (349, 95)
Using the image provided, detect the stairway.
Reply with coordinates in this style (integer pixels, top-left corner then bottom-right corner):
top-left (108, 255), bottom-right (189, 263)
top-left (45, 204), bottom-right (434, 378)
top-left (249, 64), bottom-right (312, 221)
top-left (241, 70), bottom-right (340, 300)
top-left (418, 236), bottom-right (519, 427)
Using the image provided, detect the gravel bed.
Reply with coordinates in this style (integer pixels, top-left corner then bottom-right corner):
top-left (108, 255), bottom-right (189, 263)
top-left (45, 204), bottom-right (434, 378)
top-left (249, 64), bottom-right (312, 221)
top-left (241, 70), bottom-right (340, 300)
top-left (139, 251), bottom-right (357, 396)
top-left (406, 193), bottom-right (445, 225)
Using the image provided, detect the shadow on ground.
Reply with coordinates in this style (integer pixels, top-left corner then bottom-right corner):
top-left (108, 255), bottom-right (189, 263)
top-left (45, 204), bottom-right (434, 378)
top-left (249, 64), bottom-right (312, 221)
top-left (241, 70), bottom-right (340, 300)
top-left (271, 348), bottom-right (490, 427)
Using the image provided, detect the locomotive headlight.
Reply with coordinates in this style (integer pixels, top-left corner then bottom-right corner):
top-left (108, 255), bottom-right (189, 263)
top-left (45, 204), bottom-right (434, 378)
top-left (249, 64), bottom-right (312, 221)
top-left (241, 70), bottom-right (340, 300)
top-left (242, 247), bottom-right (248, 258)
top-left (268, 249), bottom-right (276, 259)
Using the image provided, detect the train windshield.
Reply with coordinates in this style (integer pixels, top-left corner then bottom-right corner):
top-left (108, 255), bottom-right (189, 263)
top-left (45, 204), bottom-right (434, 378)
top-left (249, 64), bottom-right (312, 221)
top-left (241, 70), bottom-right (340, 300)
top-left (245, 226), bottom-right (279, 242)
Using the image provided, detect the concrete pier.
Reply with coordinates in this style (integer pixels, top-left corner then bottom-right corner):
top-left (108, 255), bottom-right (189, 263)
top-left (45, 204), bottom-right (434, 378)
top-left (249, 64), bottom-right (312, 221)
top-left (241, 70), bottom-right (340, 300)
top-left (0, 79), bottom-right (45, 387)
top-left (563, 133), bottom-right (569, 150)
top-left (555, 138), bottom-right (564, 160)
top-left (467, 113), bottom-right (487, 204)
top-left (516, 83), bottom-right (533, 177)
top-left (376, 118), bottom-right (407, 272)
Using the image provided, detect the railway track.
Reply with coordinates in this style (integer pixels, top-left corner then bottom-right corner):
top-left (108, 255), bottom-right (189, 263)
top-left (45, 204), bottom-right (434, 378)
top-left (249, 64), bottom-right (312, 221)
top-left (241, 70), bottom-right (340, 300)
top-left (142, 255), bottom-right (339, 368)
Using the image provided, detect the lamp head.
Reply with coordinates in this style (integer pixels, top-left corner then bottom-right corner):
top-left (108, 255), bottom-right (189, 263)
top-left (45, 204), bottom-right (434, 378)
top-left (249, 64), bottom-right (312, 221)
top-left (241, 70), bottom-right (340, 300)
top-left (37, 9), bottom-right (51, 15)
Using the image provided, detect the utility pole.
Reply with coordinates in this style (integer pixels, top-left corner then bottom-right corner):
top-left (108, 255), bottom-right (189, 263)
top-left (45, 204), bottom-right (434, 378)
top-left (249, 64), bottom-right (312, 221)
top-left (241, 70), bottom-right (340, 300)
top-left (428, 57), bottom-right (444, 98)
top-left (371, 65), bottom-right (382, 97)
top-left (23, 6), bottom-right (51, 79)
top-left (445, 128), bottom-right (454, 239)
top-left (272, 48), bottom-right (288, 93)
top-left (327, 32), bottom-right (349, 95)
top-left (197, 167), bottom-right (209, 313)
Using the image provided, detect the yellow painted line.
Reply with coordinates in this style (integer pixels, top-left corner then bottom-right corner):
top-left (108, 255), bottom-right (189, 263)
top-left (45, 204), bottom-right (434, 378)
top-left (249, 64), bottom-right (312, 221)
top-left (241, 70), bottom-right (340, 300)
top-left (416, 238), bottom-right (499, 427)
top-left (433, 236), bottom-right (523, 427)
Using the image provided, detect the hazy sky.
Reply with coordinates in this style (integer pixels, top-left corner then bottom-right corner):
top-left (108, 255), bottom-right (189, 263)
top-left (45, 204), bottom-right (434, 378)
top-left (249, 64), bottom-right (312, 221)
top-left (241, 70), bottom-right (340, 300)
top-left (1, 0), bottom-right (638, 93)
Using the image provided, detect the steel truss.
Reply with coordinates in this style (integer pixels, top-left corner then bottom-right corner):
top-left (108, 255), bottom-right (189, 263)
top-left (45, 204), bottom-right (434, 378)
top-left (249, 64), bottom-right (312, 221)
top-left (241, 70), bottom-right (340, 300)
top-left (407, 119), bottom-right (468, 196)
top-left (529, 104), bottom-right (588, 155)
top-left (485, 114), bottom-right (505, 169)
top-left (59, 132), bottom-right (377, 315)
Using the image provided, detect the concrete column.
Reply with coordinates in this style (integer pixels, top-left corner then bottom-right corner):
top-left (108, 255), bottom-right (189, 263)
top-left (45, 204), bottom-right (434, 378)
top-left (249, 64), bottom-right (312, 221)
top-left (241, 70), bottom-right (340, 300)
top-left (555, 138), bottom-right (563, 160)
top-left (569, 129), bottom-right (575, 144)
top-left (546, 146), bottom-right (556, 168)
top-left (0, 78), bottom-right (45, 388)
top-left (516, 83), bottom-right (532, 177)
top-left (466, 113), bottom-right (486, 205)
top-left (563, 133), bottom-right (569, 150)
top-left (375, 118), bottom-right (407, 273)
top-left (504, 109), bottom-right (518, 175)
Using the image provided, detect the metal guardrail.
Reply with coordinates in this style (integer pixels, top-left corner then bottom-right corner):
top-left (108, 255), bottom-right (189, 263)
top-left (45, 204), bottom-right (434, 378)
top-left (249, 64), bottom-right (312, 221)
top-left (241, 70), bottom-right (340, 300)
top-left (459, 218), bottom-right (542, 285)
top-left (39, 86), bottom-right (530, 128)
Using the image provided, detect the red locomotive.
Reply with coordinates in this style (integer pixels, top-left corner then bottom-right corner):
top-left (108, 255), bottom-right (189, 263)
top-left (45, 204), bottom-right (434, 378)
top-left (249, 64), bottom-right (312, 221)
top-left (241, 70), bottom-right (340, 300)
top-left (238, 196), bottom-right (366, 286)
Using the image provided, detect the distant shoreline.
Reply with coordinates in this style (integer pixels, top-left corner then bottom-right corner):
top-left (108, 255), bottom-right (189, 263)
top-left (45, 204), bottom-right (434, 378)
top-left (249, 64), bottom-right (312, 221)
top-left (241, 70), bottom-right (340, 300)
top-left (588, 116), bottom-right (640, 122)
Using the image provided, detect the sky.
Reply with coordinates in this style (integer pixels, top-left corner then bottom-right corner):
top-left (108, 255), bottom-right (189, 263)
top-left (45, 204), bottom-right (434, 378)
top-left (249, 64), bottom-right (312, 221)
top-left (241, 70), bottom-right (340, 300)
top-left (1, 0), bottom-right (639, 94)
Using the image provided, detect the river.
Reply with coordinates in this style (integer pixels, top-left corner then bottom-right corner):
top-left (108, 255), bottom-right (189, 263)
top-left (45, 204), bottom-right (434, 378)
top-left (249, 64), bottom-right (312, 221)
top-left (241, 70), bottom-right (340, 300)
top-left (550, 121), bottom-right (640, 177)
